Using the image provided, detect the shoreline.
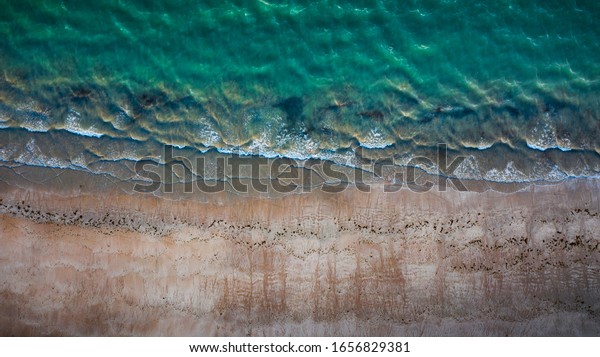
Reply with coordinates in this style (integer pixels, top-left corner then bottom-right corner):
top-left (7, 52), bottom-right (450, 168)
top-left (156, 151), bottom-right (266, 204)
top-left (1, 177), bottom-right (599, 336)
top-left (1, 125), bottom-right (600, 191)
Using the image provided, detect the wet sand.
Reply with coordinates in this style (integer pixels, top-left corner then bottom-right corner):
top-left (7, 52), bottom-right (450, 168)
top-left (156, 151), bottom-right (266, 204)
top-left (0, 178), bottom-right (599, 336)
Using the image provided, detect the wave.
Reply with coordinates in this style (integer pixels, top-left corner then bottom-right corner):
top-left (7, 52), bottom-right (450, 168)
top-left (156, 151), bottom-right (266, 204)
top-left (1, 125), bottom-right (599, 188)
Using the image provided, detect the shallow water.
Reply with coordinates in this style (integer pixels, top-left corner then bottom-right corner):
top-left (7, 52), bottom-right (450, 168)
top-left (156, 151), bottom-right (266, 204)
top-left (1, 0), bottom-right (599, 186)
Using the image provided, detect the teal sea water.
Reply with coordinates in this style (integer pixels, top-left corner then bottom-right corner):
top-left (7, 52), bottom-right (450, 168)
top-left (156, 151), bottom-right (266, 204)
top-left (1, 0), bottom-right (600, 185)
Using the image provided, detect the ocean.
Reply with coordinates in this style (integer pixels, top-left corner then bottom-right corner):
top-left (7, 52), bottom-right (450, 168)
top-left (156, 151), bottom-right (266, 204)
top-left (1, 0), bottom-right (599, 192)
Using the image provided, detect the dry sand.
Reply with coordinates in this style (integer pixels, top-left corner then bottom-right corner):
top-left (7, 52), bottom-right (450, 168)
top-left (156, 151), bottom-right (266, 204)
top-left (0, 179), bottom-right (599, 336)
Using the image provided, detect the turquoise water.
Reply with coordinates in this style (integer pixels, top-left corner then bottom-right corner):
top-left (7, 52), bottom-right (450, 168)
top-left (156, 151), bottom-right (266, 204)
top-left (1, 0), bottom-right (600, 184)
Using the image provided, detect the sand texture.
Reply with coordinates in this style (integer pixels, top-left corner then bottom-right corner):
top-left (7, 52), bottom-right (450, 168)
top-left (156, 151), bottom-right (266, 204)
top-left (0, 180), bottom-right (599, 336)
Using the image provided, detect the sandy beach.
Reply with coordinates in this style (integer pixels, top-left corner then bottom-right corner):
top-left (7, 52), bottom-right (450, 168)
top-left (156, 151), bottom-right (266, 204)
top-left (0, 176), bottom-right (598, 336)
top-left (2, 0), bottom-right (600, 343)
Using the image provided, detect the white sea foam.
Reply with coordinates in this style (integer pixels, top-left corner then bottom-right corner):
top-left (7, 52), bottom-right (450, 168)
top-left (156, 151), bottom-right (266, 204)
top-left (112, 111), bottom-right (131, 130)
top-left (70, 153), bottom-right (89, 170)
top-left (545, 165), bottom-right (568, 182)
top-left (526, 141), bottom-right (572, 152)
top-left (358, 128), bottom-right (394, 149)
top-left (15, 138), bottom-right (71, 169)
top-left (525, 113), bottom-right (571, 151)
top-left (0, 145), bottom-right (18, 161)
top-left (194, 117), bottom-right (222, 147)
top-left (64, 109), bottom-right (104, 138)
top-left (461, 141), bottom-right (494, 150)
top-left (284, 132), bottom-right (321, 160)
top-left (21, 113), bottom-right (49, 132)
top-left (484, 161), bottom-right (529, 182)
top-left (452, 156), bottom-right (483, 180)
